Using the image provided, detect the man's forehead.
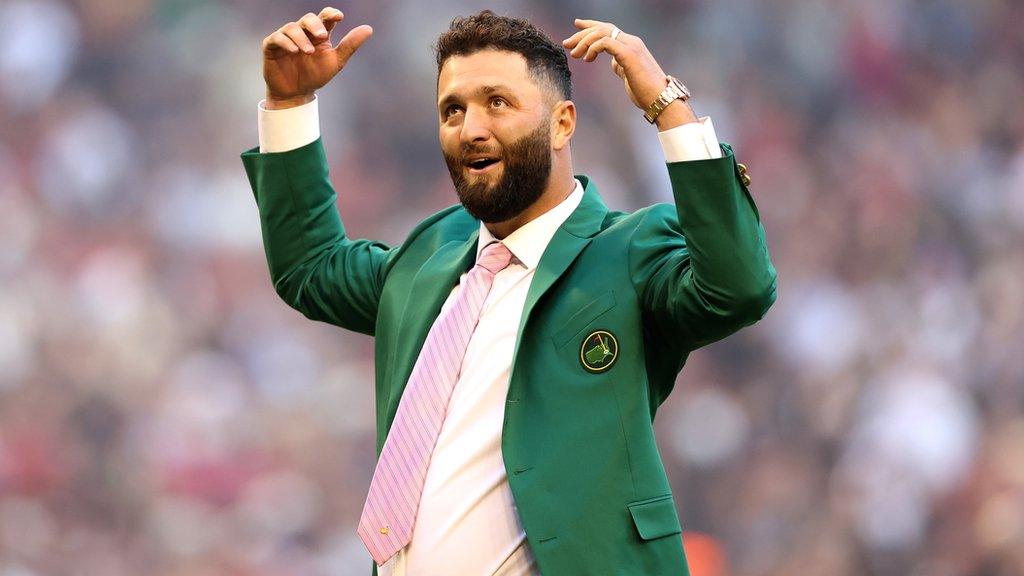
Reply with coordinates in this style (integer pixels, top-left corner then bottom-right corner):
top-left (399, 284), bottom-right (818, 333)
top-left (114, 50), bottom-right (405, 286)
top-left (437, 49), bottom-right (532, 96)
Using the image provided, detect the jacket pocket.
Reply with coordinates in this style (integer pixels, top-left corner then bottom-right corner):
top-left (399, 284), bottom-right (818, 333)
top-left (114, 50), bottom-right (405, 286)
top-left (552, 290), bottom-right (617, 347)
top-left (627, 494), bottom-right (682, 541)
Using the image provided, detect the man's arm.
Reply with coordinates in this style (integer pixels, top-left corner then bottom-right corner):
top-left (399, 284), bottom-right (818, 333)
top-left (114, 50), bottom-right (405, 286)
top-left (242, 8), bottom-right (391, 334)
top-left (242, 137), bottom-right (392, 335)
top-left (629, 148), bottom-right (777, 352)
top-left (642, 115), bottom-right (775, 352)
top-left (565, 18), bottom-right (777, 352)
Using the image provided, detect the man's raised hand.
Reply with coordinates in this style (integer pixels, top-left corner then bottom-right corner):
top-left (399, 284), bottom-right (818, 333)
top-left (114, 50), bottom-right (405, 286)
top-left (562, 18), bottom-right (697, 129)
top-left (262, 7), bottom-right (372, 109)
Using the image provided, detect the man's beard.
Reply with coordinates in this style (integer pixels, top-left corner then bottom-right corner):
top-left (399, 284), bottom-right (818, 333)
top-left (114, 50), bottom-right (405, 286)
top-left (443, 119), bottom-right (552, 223)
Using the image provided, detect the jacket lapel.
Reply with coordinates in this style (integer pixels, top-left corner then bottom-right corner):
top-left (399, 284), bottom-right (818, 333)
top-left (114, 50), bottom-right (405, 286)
top-left (510, 175), bottom-right (608, 370)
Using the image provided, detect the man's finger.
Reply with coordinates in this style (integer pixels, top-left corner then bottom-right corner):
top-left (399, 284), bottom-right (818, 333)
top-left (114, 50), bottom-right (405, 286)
top-left (561, 27), bottom-right (590, 49)
top-left (334, 24), bottom-right (374, 67)
top-left (574, 18), bottom-right (606, 30)
top-left (264, 30), bottom-right (299, 55)
top-left (299, 12), bottom-right (329, 41)
top-left (282, 23), bottom-right (315, 54)
top-left (318, 6), bottom-right (343, 19)
top-left (569, 28), bottom-right (606, 58)
top-left (320, 8), bottom-right (344, 34)
top-left (611, 57), bottom-right (625, 79)
top-left (583, 37), bottom-right (626, 62)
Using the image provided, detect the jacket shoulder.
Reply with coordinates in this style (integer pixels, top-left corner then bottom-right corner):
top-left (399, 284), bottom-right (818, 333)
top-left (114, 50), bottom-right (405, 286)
top-left (598, 203), bottom-right (680, 237)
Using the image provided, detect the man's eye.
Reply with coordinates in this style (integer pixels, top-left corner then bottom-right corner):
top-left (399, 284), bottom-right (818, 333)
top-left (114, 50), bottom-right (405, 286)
top-left (491, 98), bottom-right (507, 108)
top-left (444, 105), bottom-right (462, 118)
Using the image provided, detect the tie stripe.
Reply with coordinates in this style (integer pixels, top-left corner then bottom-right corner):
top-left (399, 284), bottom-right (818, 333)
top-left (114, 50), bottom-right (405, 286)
top-left (357, 241), bottom-right (514, 566)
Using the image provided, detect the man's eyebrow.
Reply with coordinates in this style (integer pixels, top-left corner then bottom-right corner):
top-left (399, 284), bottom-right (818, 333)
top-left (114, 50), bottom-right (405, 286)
top-left (438, 84), bottom-right (515, 110)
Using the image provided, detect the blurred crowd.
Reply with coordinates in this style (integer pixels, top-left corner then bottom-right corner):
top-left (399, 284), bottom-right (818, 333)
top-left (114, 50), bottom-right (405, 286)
top-left (1, 0), bottom-right (1022, 574)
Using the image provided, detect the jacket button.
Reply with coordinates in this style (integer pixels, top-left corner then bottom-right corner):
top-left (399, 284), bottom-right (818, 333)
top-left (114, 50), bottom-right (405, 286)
top-left (737, 162), bottom-right (751, 186)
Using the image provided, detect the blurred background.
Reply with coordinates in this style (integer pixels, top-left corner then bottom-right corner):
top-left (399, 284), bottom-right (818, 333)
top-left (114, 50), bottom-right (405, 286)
top-left (1, 0), bottom-right (1022, 574)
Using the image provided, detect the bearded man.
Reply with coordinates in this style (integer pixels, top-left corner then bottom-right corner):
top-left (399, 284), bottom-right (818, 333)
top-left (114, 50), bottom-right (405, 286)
top-left (241, 7), bottom-right (776, 576)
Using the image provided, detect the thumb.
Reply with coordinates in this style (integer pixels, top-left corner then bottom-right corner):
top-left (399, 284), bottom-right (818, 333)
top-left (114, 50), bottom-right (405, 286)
top-left (335, 25), bottom-right (373, 69)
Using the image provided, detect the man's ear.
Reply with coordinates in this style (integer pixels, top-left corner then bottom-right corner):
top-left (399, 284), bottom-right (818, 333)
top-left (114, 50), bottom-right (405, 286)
top-left (551, 99), bottom-right (576, 151)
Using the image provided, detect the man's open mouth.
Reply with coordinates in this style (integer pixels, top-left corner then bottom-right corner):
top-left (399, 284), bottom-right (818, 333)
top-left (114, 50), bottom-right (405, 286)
top-left (464, 157), bottom-right (501, 173)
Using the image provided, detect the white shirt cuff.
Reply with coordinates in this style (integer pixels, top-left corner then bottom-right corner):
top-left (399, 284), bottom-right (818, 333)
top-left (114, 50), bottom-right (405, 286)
top-left (258, 96), bottom-right (322, 153)
top-left (657, 116), bottom-right (722, 162)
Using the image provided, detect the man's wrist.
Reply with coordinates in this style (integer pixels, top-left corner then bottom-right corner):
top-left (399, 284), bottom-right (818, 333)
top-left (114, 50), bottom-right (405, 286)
top-left (654, 99), bottom-right (699, 132)
top-left (265, 93), bottom-right (316, 110)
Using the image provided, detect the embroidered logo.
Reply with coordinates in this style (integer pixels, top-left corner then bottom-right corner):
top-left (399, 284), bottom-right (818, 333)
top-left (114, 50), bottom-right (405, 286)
top-left (580, 330), bottom-right (619, 373)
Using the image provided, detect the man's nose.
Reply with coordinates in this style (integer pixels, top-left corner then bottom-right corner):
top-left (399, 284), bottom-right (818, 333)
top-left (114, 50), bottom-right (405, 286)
top-left (460, 107), bottom-right (491, 144)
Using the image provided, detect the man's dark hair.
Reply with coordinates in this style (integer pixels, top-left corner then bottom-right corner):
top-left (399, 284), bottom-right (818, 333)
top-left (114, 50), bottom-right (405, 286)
top-left (434, 10), bottom-right (572, 101)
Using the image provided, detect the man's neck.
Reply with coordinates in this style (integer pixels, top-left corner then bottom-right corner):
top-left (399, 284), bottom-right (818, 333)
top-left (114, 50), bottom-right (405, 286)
top-left (484, 169), bottom-right (576, 240)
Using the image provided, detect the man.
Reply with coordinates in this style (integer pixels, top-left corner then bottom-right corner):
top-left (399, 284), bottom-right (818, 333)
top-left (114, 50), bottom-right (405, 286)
top-left (241, 7), bottom-right (776, 575)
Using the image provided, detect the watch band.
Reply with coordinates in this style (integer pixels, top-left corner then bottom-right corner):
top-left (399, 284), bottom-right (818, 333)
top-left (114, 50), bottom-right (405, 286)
top-left (643, 75), bottom-right (691, 124)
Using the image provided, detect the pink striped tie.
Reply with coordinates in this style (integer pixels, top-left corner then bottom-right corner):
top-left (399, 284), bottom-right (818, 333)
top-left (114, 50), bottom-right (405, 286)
top-left (357, 241), bottom-right (514, 566)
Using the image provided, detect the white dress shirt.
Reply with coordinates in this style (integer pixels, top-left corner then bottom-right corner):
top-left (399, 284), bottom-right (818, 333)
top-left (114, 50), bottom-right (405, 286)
top-left (256, 96), bottom-right (721, 575)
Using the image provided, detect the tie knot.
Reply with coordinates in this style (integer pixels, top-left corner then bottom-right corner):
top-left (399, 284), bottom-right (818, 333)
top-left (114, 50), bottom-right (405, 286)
top-left (476, 242), bottom-right (514, 274)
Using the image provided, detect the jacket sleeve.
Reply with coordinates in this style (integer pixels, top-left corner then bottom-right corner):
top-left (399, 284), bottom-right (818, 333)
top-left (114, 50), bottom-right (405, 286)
top-left (628, 143), bottom-right (778, 353)
top-left (241, 137), bottom-right (392, 335)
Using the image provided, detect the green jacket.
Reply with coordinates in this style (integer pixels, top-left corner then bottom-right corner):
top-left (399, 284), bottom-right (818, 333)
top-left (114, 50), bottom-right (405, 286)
top-left (241, 138), bottom-right (777, 575)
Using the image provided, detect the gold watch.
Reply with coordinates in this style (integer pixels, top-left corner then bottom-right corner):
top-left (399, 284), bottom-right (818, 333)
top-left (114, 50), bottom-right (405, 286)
top-left (643, 75), bottom-right (691, 124)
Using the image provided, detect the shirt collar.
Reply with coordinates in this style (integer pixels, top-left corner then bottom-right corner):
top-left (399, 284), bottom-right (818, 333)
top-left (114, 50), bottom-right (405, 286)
top-left (476, 178), bottom-right (585, 270)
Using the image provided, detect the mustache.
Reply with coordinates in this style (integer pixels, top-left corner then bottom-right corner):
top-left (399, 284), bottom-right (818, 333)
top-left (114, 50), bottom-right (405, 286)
top-left (459, 146), bottom-right (502, 161)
